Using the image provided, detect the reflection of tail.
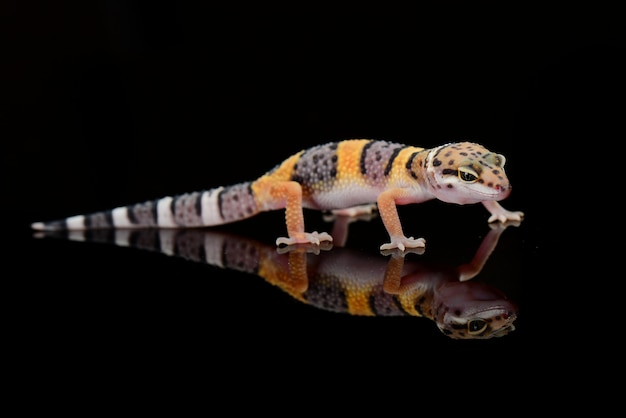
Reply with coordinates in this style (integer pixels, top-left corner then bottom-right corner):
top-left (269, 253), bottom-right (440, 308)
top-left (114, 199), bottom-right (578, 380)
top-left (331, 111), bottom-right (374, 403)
top-left (40, 228), bottom-right (279, 278)
top-left (31, 182), bottom-right (261, 231)
top-left (36, 223), bottom-right (519, 339)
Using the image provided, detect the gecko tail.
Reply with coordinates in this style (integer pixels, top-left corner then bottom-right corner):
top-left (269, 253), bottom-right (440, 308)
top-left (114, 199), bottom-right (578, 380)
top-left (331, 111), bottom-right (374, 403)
top-left (31, 221), bottom-right (65, 231)
top-left (30, 182), bottom-right (261, 231)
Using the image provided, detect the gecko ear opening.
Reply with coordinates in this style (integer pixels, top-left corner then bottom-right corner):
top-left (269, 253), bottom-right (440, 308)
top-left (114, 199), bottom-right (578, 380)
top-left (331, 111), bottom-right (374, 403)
top-left (495, 154), bottom-right (506, 168)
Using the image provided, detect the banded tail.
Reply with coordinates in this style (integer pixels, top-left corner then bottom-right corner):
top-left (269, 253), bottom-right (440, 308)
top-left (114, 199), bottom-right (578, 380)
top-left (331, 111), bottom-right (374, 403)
top-left (31, 182), bottom-right (260, 231)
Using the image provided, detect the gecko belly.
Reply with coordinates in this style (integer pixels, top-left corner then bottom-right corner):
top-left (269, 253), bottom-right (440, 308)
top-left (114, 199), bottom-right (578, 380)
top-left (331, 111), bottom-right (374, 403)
top-left (304, 187), bottom-right (382, 211)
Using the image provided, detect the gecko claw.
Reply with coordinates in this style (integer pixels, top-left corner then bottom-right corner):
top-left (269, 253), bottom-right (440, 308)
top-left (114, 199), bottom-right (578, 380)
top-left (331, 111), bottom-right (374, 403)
top-left (276, 241), bottom-right (333, 254)
top-left (487, 210), bottom-right (524, 224)
top-left (276, 232), bottom-right (333, 247)
top-left (379, 237), bottom-right (426, 252)
top-left (380, 247), bottom-right (426, 257)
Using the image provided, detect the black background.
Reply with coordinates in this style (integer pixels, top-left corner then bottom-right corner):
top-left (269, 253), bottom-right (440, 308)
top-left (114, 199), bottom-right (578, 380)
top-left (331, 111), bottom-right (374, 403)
top-left (3, 1), bottom-right (623, 410)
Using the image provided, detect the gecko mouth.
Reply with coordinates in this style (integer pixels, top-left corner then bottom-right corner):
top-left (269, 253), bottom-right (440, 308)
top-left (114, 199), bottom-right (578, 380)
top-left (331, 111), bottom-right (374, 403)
top-left (472, 297), bottom-right (518, 318)
top-left (465, 184), bottom-right (510, 199)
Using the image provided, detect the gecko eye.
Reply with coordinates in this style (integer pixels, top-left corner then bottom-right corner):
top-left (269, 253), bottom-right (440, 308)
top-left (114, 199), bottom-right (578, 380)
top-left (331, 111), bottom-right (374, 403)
top-left (458, 167), bottom-right (478, 183)
top-left (467, 319), bottom-right (488, 335)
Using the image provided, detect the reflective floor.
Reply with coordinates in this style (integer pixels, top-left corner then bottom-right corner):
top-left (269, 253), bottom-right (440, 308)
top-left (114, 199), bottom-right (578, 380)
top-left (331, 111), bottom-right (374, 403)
top-left (11, 205), bottom-right (544, 346)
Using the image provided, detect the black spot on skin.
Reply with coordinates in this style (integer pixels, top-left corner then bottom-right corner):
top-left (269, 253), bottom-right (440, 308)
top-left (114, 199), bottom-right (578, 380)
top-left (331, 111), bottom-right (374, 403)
top-left (478, 179), bottom-right (484, 184)
top-left (330, 168), bottom-right (337, 177)
top-left (360, 141), bottom-right (376, 174)
top-left (151, 200), bottom-right (159, 222)
top-left (414, 301), bottom-right (424, 316)
top-left (448, 159), bottom-right (454, 165)
top-left (433, 158), bottom-right (442, 167)
top-left (406, 151), bottom-right (420, 171)
top-left (447, 184), bottom-right (453, 188)
top-left (384, 146), bottom-right (403, 176)
top-left (441, 168), bottom-right (457, 176)
top-left (492, 169), bottom-right (500, 175)
top-left (127, 205), bottom-right (138, 223)
top-left (460, 152), bottom-right (468, 156)
top-left (487, 182), bottom-right (494, 188)
top-left (195, 195), bottom-right (202, 216)
top-left (392, 295), bottom-right (412, 316)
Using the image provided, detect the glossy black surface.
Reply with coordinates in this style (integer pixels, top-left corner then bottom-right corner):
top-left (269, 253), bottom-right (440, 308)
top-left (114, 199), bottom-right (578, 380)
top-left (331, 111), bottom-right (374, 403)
top-left (4, 1), bottom-right (621, 407)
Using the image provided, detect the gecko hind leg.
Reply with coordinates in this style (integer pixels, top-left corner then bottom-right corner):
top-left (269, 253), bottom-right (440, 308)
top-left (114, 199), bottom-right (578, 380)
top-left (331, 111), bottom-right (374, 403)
top-left (272, 180), bottom-right (333, 247)
top-left (321, 204), bottom-right (378, 247)
top-left (322, 203), bottom-right (379, 222)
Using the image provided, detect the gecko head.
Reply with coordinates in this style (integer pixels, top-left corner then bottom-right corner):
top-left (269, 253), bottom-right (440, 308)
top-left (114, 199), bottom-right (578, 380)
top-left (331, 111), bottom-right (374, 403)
top-left (433, 281), bottom-right (518, 339)
top-left (427, 142), bottom-right (512, 204)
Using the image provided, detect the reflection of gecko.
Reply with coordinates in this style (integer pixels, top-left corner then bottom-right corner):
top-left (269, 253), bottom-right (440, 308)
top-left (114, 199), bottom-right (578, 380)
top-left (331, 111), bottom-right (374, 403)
top-left (31, 139), bottom-right (523, 251)
top-left (38, 220), bottom-right (519, 339)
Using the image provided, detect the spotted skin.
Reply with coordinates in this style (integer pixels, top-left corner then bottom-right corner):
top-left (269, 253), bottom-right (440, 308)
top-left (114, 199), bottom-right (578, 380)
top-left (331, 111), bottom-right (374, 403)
top-left (31, 139), bottom-right (524, 251)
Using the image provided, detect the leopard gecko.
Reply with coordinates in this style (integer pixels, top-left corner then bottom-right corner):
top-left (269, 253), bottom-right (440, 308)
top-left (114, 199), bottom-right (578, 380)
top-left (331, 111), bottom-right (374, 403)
top-left (31, 139), bottom-right (524, 251)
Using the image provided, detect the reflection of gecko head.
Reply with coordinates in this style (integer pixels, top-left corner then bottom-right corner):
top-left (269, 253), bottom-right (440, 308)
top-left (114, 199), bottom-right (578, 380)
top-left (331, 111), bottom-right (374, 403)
top-left (432, 281), bottom-right (518, 339)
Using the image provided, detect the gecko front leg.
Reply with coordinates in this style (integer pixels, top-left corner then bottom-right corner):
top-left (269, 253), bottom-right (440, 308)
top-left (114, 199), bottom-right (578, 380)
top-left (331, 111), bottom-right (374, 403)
top-left (377, 188), bottom-right (426, 252)
top-left (482, 201), bottom-right (524, 223)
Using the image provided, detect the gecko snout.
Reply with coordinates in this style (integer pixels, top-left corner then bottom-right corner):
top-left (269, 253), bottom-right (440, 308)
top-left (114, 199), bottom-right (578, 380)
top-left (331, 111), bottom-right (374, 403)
top-left (494, 183), bottom-right (512, 198)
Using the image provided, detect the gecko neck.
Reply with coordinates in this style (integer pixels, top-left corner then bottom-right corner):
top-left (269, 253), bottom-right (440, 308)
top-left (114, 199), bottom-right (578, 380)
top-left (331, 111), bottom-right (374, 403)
top-left (423, 144), bottom-right (446, 194)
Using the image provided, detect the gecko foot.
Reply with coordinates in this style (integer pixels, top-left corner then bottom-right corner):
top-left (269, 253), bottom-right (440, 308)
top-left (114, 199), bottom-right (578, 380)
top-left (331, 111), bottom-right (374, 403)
top-left (380, 247), bottom-right (425, 257)
top-left (276, 241), bottom-right (334, 255)
top-left (487, 210), bottom-right (524, 223)
top-left (488, 219), bottom-right (522, 231)
top-left (380, 236), bottom-right (426, 252)
top-left (276, 231), bottom-right (333, 247)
